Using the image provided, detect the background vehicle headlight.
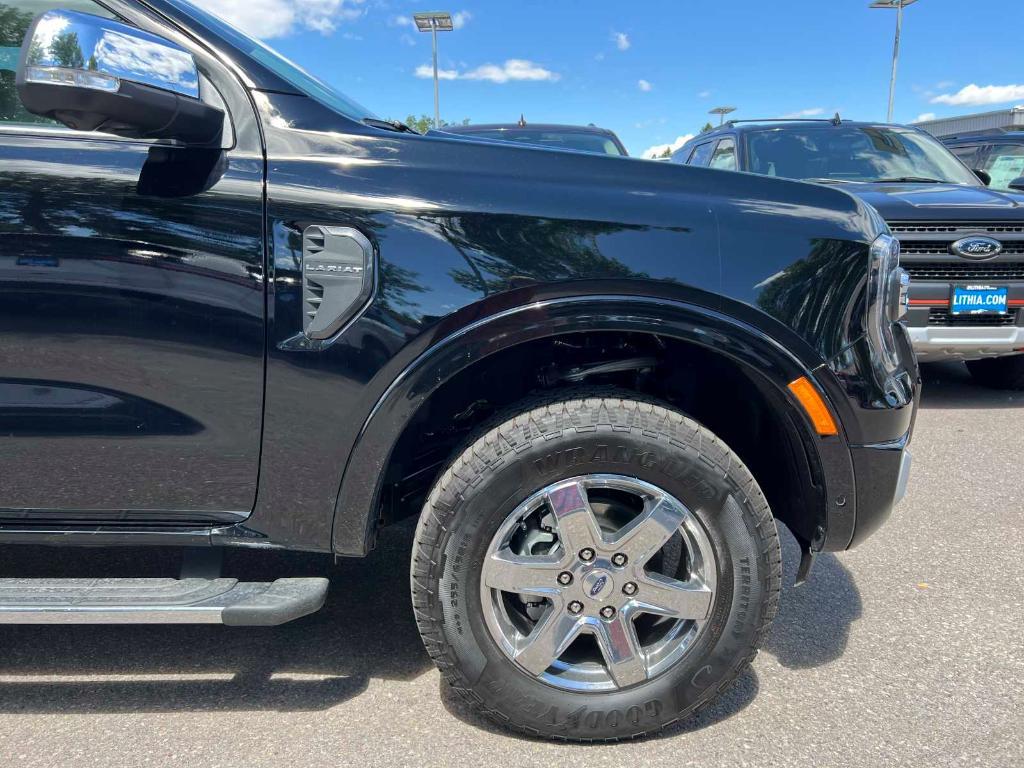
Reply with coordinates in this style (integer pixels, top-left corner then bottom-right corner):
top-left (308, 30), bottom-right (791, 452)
top-left (868, 233), bottom-right (902, 370)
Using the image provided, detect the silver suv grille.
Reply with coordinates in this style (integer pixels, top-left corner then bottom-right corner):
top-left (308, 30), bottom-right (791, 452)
top-left (904, 262), bottom-right (1024, 281)
top-left (888, 221), bottom-right (1024, 236)
top-left (927, 307), bottom-right (1019, 326)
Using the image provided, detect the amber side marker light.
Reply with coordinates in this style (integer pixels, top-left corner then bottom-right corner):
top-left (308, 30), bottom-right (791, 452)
top-left (787, 376), bottom-right (839, 436)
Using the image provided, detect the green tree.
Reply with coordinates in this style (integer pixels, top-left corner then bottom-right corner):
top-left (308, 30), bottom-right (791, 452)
top-left (0, 3), bottom-right (34, 46)
top-left (0, 2), bottom-right (50, 123)
top-left (700, 122), bottom-right (714, 134)
top-left (49, 31), bottom-right (84, 68)
top-left (402, 114), bottom-right (471, 132)
top-left (404, 114), bottom-right (433, 133)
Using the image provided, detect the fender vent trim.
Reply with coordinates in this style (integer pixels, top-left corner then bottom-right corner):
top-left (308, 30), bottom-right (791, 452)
top-left (301, 225), bottom-right (375, 341)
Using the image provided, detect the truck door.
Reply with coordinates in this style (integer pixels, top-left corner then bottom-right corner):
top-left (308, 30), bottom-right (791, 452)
top-left (0, 0), bottom-right (266, 523)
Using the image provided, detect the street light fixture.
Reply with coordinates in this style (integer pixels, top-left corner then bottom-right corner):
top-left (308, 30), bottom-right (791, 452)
top-left (413, 11), bottom-right (454, 130)
top-left (869, 0), bottom-right (919, 123)
top-left (709, 106), bottom-right (736, 126)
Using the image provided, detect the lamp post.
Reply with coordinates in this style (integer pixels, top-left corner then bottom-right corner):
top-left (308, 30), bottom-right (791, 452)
top-left (413, 11), bottom-right (454, 129)
top-left (709, 106), bottom-right (736, 126)
top-left (870, 0), bottom-right (919, 123)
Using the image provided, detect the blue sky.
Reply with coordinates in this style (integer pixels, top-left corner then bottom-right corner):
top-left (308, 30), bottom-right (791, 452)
top-left (199, 0), bottom-right (1024, 157)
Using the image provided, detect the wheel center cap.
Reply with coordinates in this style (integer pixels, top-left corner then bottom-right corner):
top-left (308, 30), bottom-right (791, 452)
top-left (583, 569), bottom-right (615, 600)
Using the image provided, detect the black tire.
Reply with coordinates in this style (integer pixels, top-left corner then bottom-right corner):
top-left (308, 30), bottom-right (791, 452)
top-left (966, 354), bottom-right (1024, 390)
top-left (410, 395), bottom-right (781, 741)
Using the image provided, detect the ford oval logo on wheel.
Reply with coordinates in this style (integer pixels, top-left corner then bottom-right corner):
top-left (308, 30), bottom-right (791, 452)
top-left (950, 236), bottom-right (1003, 259)
top-left (589, 575), bottom-right (608, 597)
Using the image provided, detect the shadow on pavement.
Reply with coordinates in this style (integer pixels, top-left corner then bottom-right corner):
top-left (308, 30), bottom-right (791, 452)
top-left (761, 526), bottom-right (861, 670)
top-left (919, 361), bottom-right (1024, 410)
top-left (0, 521), bottom-right (432, 714)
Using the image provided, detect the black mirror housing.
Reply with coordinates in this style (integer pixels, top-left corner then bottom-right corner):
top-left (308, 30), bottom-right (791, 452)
top-left (972, 168), bottom-right (991, 186)
top-left (15, 9), bottom-right (223, 146)
top-left (1008, 176), bottom-right (1024, 193)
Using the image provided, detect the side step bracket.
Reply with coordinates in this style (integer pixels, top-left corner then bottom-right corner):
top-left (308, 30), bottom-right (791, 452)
top-left (0, 577), bottom-right (328, 626)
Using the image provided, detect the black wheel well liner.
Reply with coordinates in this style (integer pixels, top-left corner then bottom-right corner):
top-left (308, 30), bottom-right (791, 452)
top-left (330, 295), bottom-right (843, 556)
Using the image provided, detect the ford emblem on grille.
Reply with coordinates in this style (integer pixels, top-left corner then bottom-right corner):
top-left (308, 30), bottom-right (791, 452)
top-left (950, 236), bottom-right (1003, 260)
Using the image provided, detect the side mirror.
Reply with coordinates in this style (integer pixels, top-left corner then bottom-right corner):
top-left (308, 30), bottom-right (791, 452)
top-left (16, 9), bottom-right (223, 145)
top-left (972, 168), bottom-right (991, 186)
top-left (1009, 176), bottom-right (1024, 193)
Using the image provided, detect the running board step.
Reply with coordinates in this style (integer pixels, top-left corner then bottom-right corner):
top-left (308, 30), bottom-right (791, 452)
top-left (0, 577), bottom-right (328, 625)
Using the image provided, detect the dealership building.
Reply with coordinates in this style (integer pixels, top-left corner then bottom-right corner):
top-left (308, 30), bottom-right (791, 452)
top-left (916, 106), bottom-right (1024, 138)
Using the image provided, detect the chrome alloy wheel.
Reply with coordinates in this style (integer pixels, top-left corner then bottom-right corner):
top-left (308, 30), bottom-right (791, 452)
top-left (479, 474), bottom-right (717, 692)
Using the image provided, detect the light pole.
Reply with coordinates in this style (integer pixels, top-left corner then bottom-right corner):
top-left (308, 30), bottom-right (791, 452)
top-left (709, 106), bottom-right (736, 126)
top-left (870, 0), bottom-right (919, 123)
top-left (413, 11), bottom-right (454, 129)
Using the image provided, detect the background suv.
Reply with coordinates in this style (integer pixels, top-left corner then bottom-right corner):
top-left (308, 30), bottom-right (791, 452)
top-left (675, 119), bottom-right (1024, 389)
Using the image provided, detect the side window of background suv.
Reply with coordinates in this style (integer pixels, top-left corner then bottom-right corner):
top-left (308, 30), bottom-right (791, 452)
top-left (979, 144), bottom-right (1024, 191)
top-left (0, 1), bottom-right (117, 126)
top-left (709, 138), bottom-right (737, 171)
top-left (687, 142), bottom-right (715, 166)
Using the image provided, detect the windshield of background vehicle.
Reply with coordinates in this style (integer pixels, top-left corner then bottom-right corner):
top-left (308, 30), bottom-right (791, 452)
top-left (455, 128), bottom-right (626, 156)
top-left (171, 0), bottom-right (376, 121)
top-left (745, 125), bottom-right (979, 185)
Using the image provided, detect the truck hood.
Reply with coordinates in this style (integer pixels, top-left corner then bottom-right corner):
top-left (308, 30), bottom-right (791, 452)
top-left (831, 181), bottom-right (1024, 220)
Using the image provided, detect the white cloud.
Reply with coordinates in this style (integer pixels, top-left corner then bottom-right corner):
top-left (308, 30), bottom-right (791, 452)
top-left (780, 107), bottom-right (824, 119)
top-left (451, 11), bottom-right (471, 29)
top-left (697, 90), bottom-right (711, 98)
top-left (414, 64), bottom-right (459, 80)
top-left (400, 33), bottom-right (415, 46)
top-left (912, 112), bottom-right (937, 123)
top-left (196, 0), bottom-right (364, 38)
top-left (414, 59), bottom-right (559, 84)
top-left (638, 79), bottom-right (652, 92)
top-left (642, 134), bottom-right (694, 160)
top-left (931, 83), bottom-right (1024, 106)
top-left (613, 32), bottom-right (630, 51)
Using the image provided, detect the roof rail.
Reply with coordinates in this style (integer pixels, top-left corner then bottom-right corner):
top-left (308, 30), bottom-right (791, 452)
top-left (726, 112), bottom-right (844, 127)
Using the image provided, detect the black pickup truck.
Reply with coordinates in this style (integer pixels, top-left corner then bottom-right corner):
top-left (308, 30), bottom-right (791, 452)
top-left (0, 0), bottom-right (917, 741)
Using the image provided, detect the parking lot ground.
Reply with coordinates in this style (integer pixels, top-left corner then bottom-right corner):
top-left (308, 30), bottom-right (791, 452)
top-left (0, 361), bottom-right (1021, 767)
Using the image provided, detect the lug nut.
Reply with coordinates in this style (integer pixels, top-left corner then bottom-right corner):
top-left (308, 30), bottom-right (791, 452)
top-left (611, 553), bottom-right (628, 567)
top-left (599, 605), bottom-right (617, 620)
top-left (622, 582), bottom-right (638, 596)
top-left (557, 571), bottom-right (573, 586)
top-left (578, 548), bottom-right (595, 562)
top-left (567, 601), bottom-right (584, 615)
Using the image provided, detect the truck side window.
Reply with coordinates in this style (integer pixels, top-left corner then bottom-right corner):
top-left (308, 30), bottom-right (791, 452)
top-left (0, 1), bottom-right (117, 126)
top-left (709, 138), bottom-right (737, 171)
top-left (687, 142), bottom-right (715, 166)
top-left (979, 144), bottom-right (1024, 190)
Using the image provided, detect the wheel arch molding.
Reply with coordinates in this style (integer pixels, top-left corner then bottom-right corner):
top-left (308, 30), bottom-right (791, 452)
top-left (330, 293), bottom-right (857, 557)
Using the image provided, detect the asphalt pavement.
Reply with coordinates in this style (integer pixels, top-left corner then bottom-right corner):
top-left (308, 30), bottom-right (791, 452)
top-left (0, 361), bottom-right (1021, 767)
